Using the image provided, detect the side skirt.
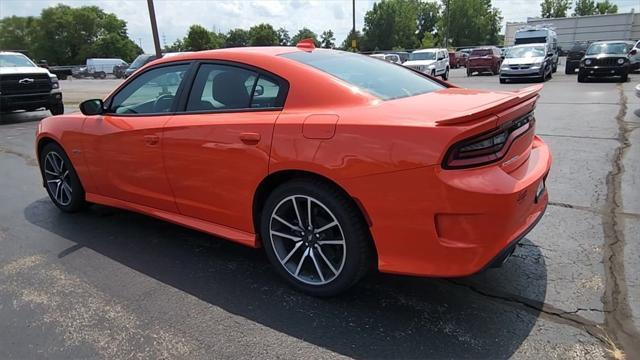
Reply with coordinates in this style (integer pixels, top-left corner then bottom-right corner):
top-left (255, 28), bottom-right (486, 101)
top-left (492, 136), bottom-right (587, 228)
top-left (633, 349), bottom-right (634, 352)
top-left (85, 193), bottom-right (258, 248)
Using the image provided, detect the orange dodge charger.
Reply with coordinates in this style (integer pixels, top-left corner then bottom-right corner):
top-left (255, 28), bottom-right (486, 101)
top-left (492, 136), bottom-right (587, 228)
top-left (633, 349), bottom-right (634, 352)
top-left (36, 41), bottom-right (551, 296)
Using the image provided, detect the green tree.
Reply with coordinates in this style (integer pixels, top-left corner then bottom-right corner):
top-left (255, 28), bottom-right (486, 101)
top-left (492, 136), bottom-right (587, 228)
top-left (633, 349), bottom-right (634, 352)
top-left (0, 16), bottom-right (38, 53)
top-left (225, 28), bottom-right (249, 47)
top-left (438, 0), bottom-right (502, 47)
top-left (361, 0), bottom-right (424, 51)
top-left (540, 0), bottom-right (571, 18)
top-left (340, 29), bottom-right (362, 51)
top-left (595, 0), bottom-right (618, 14)
top-left (416, 1), bottom-right (441, 46)
top-left (28, 4), bottom-right (141, 64)
top-left (248, 23), bottom-right (279, 46)
top-left (290, 28), bottom-right (320, 47)
top-left (183, 24), bottom-right (217, 51)
top-left (320, 30), bottom-right (336, 48)
top-left (163, 39), bottom-right (184, 52)
top-left (573, 0), bottom-right (596, 15)
top-left (277, 27), bottom-right (291, 46)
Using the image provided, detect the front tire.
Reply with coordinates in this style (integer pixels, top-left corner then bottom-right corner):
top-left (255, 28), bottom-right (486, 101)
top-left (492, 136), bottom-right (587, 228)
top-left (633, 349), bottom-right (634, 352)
top-left (40, 143), bottom-right (86, 212)
top-left (565, 63), bottom-right (574, 74)
top-left (49, 103), bottom-right (64, 115)
top-left (260, 178), bottom-right (373, 296)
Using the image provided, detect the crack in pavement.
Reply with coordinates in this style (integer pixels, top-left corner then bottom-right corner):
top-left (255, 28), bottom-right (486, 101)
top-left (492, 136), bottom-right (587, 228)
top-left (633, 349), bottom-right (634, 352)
top-left (0, 144), bottom-right (38, 166)
top-left (548, 201), bottom-right (640, 219)
top-left (600, 83), bottom-right (640, 359)
top-left (445, 279), bottom-right (611, 347)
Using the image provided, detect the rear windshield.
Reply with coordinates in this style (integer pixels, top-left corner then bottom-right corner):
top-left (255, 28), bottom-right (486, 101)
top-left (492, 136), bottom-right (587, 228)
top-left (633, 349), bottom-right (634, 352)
top-left (281, 50), bottom-right (443, 101)
top-left (506, 46), bottom-right (545, 58)
top-left (470, 49), bottom-right (492, 57)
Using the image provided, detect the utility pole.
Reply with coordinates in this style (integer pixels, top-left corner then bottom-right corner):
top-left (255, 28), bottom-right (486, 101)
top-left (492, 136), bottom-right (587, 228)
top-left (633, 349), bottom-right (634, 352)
top-left (147, 0), bottom-right (162, 57)
top-left (351, 0), bottom-right (357, 50)
top-left (445, 0), bottom-right (451, 48)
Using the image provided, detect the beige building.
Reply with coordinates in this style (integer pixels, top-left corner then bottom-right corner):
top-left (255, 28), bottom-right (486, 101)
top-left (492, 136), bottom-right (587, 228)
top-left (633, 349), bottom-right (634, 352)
top-left (505, 12), bottom-right (640, 49)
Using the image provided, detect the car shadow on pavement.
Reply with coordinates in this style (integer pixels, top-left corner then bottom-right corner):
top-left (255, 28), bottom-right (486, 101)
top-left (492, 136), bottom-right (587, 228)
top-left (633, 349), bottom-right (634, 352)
top-left (0, 110), bottom-right (51, 125)
top-left (24, 199), bottom-right (548, 359)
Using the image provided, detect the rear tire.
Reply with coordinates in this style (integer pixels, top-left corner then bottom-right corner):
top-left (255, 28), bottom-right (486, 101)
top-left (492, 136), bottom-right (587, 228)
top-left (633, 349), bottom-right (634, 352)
top-left (442, 67), bottom-right (449, 81)
top-left (260, 178), bottom-right (373, 297)
top-left (40, 142), bottom-right (86, 212)
top-left (499, 78), bottom-right (506, 84)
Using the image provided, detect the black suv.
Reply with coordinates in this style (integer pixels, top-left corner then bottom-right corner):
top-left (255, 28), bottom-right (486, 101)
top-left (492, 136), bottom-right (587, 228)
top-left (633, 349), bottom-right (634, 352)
top-left (0, 52), bottom-right (64, 115)
top-left (565, 41), bottom-right (591, 74)
top-left (578, 41), bottom-right (635, 83)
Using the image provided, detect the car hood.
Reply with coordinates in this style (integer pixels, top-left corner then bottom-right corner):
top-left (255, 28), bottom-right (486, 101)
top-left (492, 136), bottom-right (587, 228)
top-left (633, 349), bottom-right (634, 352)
top-left (0, 66), bottom-right (51, 76)
top-left (403, 60), bottom-right (436, 66)
top-left (502, 56), bottom-right (545, 65)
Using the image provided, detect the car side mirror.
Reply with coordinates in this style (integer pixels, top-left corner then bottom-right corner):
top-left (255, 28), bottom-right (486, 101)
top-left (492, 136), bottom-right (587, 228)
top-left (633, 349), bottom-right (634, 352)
top-left (501, 55), bottom-right (505, 60)
top-left (80, 99), bottom-right (104, 115)
top-left (253, 84), bottom-right (264, 97)
top-left (630, 49), bottom-right (638, 55)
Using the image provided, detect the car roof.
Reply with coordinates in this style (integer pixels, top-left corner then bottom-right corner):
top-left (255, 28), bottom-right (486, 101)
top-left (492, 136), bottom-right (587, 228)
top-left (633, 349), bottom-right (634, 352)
top-left (0, 51), bottom-right (26, 55)
top-left (413, 48), bottom-right (445, 53)
top-left (511, 43), bottom-right (546, 48)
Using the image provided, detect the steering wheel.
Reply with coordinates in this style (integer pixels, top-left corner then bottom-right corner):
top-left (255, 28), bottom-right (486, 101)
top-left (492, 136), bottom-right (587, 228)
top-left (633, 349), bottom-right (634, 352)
top-left (153, 94), bottom-right (174, 112)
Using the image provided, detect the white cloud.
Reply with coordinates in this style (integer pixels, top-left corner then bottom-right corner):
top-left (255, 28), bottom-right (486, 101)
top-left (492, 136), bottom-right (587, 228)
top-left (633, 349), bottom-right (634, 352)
top-left (0, 0), bottom-right (636, 52)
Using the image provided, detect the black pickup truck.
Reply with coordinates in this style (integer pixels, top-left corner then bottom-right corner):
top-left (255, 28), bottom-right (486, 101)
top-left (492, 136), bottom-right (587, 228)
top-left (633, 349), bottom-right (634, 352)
top-left (0, 52), bottom-right (64, 115)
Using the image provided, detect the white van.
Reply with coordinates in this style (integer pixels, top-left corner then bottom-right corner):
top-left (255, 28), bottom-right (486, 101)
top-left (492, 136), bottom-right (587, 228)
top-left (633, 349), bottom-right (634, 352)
top-left (403, 48), bottom-right (450, 80)
top-left (86, 58), bottom-right (128, 79)
top-left (514, 26), bottom-right (559, 73)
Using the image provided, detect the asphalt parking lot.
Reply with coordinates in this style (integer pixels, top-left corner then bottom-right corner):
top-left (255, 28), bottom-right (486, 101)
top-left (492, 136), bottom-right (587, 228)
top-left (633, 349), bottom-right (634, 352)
top-left (1, 64), bottom-right (639, 359)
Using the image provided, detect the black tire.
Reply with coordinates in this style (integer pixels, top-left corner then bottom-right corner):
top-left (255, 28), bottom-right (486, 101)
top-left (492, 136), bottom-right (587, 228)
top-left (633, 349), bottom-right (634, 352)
top-left (577, 71), bottom-right (587, 83)
top-left (98, 72), bottom-right (106, 79)
top-left (499, 78), bottom-right (506, 84)
top-left (430, 70), bottom-right (436, 77)
top-left (552, 62), bottom-right (557, 73)
top-left (565, 64), bottom-right (574, 75)
top-left (40, 142), bottom-right (86, 212)
top-left (442, 67), bottom-right (449, 81)
top-left (260, 178), bottom-right (373, 297)
top-left (49, 103), bottom-right (64, 115)
top-left (620, 72), bottom-right (629, 82)
top-left (467, 68), bottom-right (472, 77)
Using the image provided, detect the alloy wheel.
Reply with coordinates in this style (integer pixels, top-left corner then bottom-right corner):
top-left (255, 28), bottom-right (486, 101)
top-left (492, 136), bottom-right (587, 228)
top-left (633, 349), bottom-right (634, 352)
top-left (43, 151), bottom-right (72, 206)
top-left (269, 195), bottom-right (346, 286)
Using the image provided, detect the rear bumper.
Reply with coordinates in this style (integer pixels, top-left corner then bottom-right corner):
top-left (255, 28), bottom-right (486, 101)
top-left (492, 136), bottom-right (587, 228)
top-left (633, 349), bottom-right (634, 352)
top-left (343, 136), bottom-right (552, 277)
top-left (0, 91), bottom-right (62, 112)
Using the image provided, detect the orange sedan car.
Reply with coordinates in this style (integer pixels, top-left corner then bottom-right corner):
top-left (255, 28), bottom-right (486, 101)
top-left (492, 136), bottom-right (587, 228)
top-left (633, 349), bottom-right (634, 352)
top-left (36, 41), bottom-right (551, 296)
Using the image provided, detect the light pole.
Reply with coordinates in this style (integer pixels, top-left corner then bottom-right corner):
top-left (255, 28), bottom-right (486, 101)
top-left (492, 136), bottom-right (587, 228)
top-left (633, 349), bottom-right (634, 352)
top-left (147, 0), bottom-right (162, 57)
top-left (352, 0), bottom-right (357, 50)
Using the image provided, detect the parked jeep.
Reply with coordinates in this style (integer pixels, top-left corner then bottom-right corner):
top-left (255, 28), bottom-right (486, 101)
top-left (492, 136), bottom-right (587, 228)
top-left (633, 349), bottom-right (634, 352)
top-left (0, 52), bottom-right (63, 115)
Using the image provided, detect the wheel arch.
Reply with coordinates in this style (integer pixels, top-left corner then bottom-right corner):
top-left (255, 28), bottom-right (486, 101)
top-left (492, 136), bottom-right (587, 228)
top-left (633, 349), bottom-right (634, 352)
top-left (252, 169), bottom-right (377, 259)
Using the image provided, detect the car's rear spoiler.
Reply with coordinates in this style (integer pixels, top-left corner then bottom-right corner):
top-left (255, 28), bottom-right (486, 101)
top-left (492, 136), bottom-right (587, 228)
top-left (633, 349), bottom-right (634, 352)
top-left (435, 84), bottom-right (543, 125)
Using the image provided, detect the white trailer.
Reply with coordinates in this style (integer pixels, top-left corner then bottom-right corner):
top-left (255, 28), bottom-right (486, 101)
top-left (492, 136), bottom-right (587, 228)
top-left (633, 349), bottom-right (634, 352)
top-left (86, 58), bottom-right (127, 79)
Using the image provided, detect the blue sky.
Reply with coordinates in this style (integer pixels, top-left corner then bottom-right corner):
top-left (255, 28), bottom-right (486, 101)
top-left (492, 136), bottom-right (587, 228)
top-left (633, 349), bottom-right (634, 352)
top-left (1, 0), bottom-right (637, 51)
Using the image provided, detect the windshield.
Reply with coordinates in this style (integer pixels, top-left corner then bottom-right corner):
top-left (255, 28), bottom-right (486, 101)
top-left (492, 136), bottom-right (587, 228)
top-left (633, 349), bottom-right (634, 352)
top-left (507, 46), bottom-right (545, 58)
top-left (281, 50), bottom-right (443, 101)
top-left (586, 43), bottom-right (631, 55)
top-left (0, 54), bottom-right (36, 67)
top-left (409, 52), bottom-right (436, 61)
top-left (130, 54), bottom-right (155, 69)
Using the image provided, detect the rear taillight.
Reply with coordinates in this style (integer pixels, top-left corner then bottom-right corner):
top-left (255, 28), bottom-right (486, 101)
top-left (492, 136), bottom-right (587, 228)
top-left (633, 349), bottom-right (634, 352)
top-left (443, 113), bottom-right (534, 169)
